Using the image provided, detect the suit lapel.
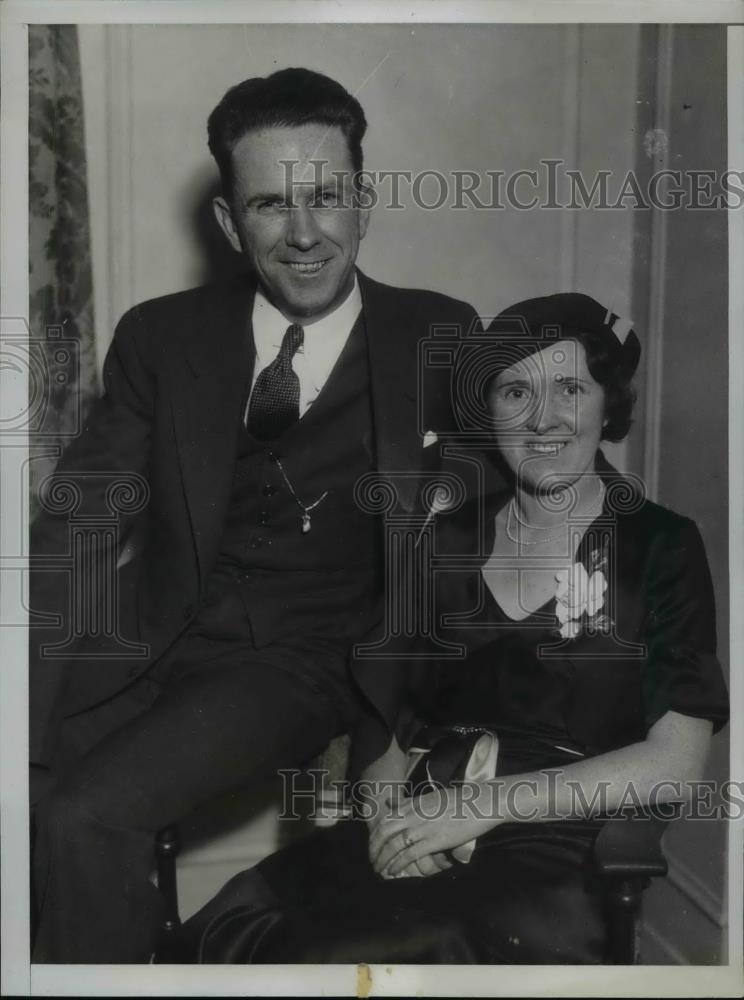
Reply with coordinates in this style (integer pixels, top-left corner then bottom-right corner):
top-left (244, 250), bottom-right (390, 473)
top-left (171, 269), bottom-right (433, 576)
top-left (170, 277), bottom-right (256, 582)
top-left (359, 271), bottom-right (425, 513)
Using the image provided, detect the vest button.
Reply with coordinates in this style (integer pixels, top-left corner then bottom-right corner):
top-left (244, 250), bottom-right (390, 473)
top-left (258, 511), bottom-right (270, 526)
top-left (262, 484), bottom-right (276, 497)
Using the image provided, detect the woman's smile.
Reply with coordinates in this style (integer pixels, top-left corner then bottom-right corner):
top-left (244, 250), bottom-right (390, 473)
top-left (523, 440), bottom-right (567, 455)
top-left (489, 340), bottom-right (606, 492)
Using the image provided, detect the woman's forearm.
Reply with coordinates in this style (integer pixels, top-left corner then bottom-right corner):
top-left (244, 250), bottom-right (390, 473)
top-left (479, 710), bottom-right (712, 832)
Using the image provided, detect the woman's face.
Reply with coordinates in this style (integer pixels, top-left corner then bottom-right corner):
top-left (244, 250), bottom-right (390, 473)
top-left (487, 339), bottom-right (606, 493)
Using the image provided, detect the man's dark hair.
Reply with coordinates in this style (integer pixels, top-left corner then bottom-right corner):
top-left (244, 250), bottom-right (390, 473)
top-left (207, 67), bottom-right (367, 198)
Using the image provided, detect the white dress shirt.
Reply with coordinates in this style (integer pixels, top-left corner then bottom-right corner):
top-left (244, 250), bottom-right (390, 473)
top-left (248, 277), bottom-right (362, 419)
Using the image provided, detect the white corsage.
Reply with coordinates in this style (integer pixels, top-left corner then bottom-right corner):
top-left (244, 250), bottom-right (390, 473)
top-left (554, 557), bottom-right (609, 640)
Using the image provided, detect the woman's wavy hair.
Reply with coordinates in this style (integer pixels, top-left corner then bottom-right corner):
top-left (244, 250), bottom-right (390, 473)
top-left (563, 329), bottom-right (637, 442)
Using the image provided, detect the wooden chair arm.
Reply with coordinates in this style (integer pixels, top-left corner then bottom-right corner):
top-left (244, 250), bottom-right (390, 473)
top-left (593, 810), bottom-right (672, 880)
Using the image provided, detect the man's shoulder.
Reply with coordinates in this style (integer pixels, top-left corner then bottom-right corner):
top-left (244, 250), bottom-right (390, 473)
top-left (124, 275), bottom-right (252, 326)
top-left (357, 271), bottom-right (479, 325)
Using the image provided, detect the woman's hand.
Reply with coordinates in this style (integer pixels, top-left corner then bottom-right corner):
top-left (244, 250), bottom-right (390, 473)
top-left (369, 783), bottom-right (499, 878)
top-left (363, 787), bottom-right (455, 878)
top-left (385, 852), bottom-right (454, 879)
top-left (412, 852), bottom-right (454, 876)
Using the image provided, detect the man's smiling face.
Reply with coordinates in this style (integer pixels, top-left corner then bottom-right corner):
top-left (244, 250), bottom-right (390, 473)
top-left (213, 123), bottom-right (369, 323)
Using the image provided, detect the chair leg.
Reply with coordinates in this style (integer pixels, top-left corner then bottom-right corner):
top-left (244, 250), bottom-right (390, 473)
top-left (154, 824), bottom-right (181, 960)
top-left (604, 875), bottom-right (648, 964)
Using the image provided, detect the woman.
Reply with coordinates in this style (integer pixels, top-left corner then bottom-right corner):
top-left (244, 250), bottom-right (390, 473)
top-left (181, 292), bottom-right (729, 964)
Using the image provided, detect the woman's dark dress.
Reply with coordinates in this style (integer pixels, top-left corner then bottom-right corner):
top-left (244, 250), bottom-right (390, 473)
top-left (183, 473), bottom-right (729, 965)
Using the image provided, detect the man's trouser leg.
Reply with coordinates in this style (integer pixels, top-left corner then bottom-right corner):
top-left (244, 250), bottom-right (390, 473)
top-left (31, 638), bottom-right (348, 963)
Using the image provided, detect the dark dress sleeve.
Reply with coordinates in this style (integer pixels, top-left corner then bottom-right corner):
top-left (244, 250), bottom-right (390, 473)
top-left (641, 515), bottom-right (729, 734)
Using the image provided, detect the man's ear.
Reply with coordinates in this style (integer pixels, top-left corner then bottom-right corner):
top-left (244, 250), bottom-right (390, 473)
top-left (359, 204), bottom-right (371, 241)
top-left (213, 195), bottom-right (243, 253)
top-left (355, 181), bottom-right (373, 241)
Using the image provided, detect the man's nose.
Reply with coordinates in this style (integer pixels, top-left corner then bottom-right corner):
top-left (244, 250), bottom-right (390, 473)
top-left (284, 205), bottom-right (322, 250)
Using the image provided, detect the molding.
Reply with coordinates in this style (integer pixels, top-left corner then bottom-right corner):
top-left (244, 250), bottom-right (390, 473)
top-left (642, 874), bottom-right (727, 966)
top-left (178, 847), bottom-right (275, 869)
top-left (641, 23), bottom-right (673, 503)
top-left (664, 850), bottom-right (728, 929)
top-left (643, 916), bottom-right (691, 965)
top-left (559, 22), bottom-right (581, 291)
top-left (77, 25), bottom-right (111, 379)
top-left (178, 840), bottom-right (279, 868)
top-left (642, 851), bottom-right (727, 965)
top-left (104, 24), bottom-right (134, 346)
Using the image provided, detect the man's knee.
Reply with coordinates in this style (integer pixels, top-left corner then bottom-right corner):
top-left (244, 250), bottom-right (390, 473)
top-left (30, 764), bottom-right (54, 807)
top-left (34, 784), bottom-right (102, 843)
top-left (33, 779), bottom-right (161, 893)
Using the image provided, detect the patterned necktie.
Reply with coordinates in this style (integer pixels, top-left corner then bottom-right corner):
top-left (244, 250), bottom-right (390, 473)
top-left (247, 323), bottom-right (304, 440)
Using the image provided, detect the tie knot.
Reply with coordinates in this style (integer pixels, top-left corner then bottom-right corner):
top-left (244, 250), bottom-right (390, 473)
top-left (281, 323), bottom-right (304, 360)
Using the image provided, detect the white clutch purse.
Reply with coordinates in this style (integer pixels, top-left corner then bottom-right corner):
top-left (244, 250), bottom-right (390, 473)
top-left (404, 730), bottom-right (499, 863)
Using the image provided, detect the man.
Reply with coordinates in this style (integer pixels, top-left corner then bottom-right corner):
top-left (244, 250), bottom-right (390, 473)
top-left (29, 68), bottom-right (478, 962)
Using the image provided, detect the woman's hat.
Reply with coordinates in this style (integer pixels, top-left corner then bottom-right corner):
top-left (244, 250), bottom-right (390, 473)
top-left (453, 292), bottom-right (641, 432)
top-left (485, 292), bottom-right (641, 380)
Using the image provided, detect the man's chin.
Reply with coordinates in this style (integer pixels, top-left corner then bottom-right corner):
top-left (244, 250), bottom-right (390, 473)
top-left (266, 282), bottom-right (341, 323)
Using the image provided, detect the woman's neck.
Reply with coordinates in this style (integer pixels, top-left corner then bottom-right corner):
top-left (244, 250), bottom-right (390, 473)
top-left (511, 471), bottom-right (604, 530)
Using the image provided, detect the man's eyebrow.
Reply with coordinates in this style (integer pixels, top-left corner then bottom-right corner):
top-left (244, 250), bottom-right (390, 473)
top-left (242, 181), bottom-right (343, 206)
top-left (298, 180), bottom-right (344, 193)
top-left (242, 192), bottom-right (288, 207)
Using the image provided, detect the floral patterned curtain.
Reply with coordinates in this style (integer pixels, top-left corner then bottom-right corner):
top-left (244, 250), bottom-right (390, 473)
top-left (29, 25), bottom-right (98, 518)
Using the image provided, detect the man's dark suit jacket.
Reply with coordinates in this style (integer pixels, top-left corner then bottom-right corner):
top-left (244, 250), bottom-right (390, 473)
top-left (29, 268), bottom-right (479, 766)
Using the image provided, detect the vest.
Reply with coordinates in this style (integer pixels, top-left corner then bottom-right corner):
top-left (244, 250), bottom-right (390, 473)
top-left (201, 313), bottom-right (381, 648)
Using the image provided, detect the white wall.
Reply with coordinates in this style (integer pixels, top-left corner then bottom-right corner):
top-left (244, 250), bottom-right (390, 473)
top-left (79, 25), bottom-right (639, 336)
top-left (80, 22), bottom-right (643, 473)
